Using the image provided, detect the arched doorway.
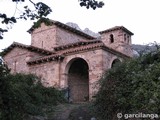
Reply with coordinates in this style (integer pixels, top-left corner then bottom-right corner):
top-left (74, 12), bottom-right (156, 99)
top-left (111, 59), bottom-right (121, 68)
top-left (67, 58), bottom-right (89, 102)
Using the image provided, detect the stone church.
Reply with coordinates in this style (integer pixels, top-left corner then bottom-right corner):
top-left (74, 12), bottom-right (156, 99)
top-left (2, 19), bottom-right (134, 102)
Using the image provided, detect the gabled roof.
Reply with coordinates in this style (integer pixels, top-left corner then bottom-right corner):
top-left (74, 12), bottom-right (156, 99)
top-left (28, 18), bottom-right (96, 40)
top-left (1, 42), bottom-right (54, 56)
top-left (99, 26), bottom-right (134, 35)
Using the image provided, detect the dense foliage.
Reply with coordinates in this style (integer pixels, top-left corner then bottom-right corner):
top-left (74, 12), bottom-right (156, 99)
top-left (0, 60), bottom-right (65, 120)
top-left (79, 0), bottom-right (104, 10)
top-left (94, 49), bottom-right (160, 120)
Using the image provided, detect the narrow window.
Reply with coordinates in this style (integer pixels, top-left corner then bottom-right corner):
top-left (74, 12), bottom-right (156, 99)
top-left (110, 34), bottom-right (114, 43)
top-left (124, 34), bottom-right (126, 42)
top-left (14, 61), bottom-right (17, 73)
top-left (42, 41), bottom-right (43, 48)
top-left (127, 35), bottom-right (130, 43)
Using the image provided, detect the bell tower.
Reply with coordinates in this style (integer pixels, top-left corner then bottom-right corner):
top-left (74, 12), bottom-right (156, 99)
top-left (99, 26), bottom-right (134, 57)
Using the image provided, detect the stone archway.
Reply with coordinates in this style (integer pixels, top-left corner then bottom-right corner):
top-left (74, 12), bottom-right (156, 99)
top-left (67, 58), bottom-right (89, 103)
top-left (111, 58), bottom-right (121, 68)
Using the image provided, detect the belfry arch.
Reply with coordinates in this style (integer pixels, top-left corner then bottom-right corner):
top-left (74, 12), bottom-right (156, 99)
top-left (66, 58), bottom-right (89, 102)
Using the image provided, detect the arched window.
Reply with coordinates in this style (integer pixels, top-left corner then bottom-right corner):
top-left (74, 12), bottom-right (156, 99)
top-left (111, 59), bottom-right (121, 68)
top-left (110, 34), bottom-right (114, 43)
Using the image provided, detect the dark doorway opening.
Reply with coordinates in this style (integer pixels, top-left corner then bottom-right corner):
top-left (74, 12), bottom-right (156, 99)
top-left (68, 58), bottom-right (89, 102)
top-left (111, 59), bottom-right (121, 68)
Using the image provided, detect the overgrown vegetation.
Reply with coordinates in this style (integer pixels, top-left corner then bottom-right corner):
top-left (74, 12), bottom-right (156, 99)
top-left (94, 47), bottom-right (160, 120)
top-left (0, 60), bottom-right (65, 120)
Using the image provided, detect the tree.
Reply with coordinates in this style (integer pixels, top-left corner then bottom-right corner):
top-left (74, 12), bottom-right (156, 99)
top-left (0, 60), bottom-right (65, 120)
top-left (94, 48), bottom-right (160, 120)
top-left (0, 0), bottom-right (104, 39)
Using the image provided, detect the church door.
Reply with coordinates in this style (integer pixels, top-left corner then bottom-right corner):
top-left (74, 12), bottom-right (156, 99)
top-left (68, 58), bottom-right (89, 102)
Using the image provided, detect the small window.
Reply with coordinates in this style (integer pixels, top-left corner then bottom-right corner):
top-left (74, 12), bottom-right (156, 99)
top-left (42, 41), bottom-right (43, 48)
top-left (110, 34), bottom-right (114, 43)
top-left (127, 35), bottom-right (130, 43)
top-left (124, 34), bottom-right (126, 42)
top-left (13, 61), bottom-right (17, 73)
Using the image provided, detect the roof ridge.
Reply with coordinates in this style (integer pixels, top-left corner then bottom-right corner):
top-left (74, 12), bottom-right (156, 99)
top-left (54, 40), bottom-right (102, 51)
top-left (28, 18), bottom-right (96, 40)
top-left (1, 42), bottom-right (54, 56)
top-left (99, 26), bottom-right (134, 35)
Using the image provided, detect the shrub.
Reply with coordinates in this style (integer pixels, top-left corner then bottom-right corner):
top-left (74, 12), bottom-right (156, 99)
top-left (0, 61), bottom-right (65, 120)
top-left (94, 49), bottom-right (160, 120)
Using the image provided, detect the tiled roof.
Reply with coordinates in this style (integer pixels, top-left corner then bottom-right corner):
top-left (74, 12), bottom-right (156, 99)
top-left (27, 40), bottom-right (102, 65)
top-left (2, 41), bottom-right (131, 65)
top-left (28, 19), bottom-right (96, 40)
top-left (99, 26), bottom-right (134, 35)
top-left (57, 41), bottom-right (104, 55)
top-left (27, 40), bottom-right (130, 65)
top-left (1, 42), bottom-right (54, 56)
top-left (54, 40), bottom-right (101, 51)
top-left (27, 54), bottom-right (64, 65)
top-left (57, 41), bottom-right (131, 58)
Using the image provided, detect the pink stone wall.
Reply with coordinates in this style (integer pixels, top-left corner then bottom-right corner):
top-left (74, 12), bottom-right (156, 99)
top-left (3, 47), bottom-right (61, 88)
top-left (3, 48), bottom-right (36, 73)
top-left (60, 49), bottom-right (104, 100)
top-left (102, 50), bottom-right (122, 71)
top-left (31, 23), bottom-right (89, 51)
top-left (56, 27), bottom-right (87, 45)
top-left (29, 61), bottom-right (60, 87)
top-left (31, 23), bottom-right (57, 51)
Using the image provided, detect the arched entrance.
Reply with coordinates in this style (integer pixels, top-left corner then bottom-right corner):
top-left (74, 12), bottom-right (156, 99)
top-left (67, 58), bottom-right (89, 102)
top-left (111, 59), bottom-right (121, 68)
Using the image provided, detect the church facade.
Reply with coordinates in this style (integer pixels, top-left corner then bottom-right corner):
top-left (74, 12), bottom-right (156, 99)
top-left (2, 19), bottom-right (134, 102)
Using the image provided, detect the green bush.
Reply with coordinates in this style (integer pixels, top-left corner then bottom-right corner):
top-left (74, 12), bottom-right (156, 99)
top-left (0, 61), bottom-right (65, 120)
top-left (94, 50), bottom-right (160, 120)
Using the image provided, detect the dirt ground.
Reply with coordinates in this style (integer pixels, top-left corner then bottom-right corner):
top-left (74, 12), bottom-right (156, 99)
top-left (26, 102), bottom-right (97, 120)
top-left (47, 102), bottom-right (96, 120)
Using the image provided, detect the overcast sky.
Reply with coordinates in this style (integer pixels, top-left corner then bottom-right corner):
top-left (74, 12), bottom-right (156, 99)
top-left (0, 0), bottom-right (160, 51)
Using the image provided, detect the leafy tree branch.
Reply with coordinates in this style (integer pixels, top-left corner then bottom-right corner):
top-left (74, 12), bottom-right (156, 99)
top-left (0, 0), bottom-right (104, 39)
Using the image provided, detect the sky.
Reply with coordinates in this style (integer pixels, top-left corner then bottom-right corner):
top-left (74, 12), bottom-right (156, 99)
top-left (0, 0), bottom-right (160, 51)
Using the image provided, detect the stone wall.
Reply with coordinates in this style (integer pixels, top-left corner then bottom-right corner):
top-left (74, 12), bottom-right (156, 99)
top-left (56, 27), bottom-right (88, 45)
top-left (60, 49), bottom-right (104, 100)
top-left (102, 49), bottom-right (123, 71)
top-left (29, 61), bottom-right (60, 87)
top-left (31, 23), bottom-right (57, 51)
top-left (3, 48), bottom-right (38, 74)
top-left (31, 23), bottom-right (89, 51)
